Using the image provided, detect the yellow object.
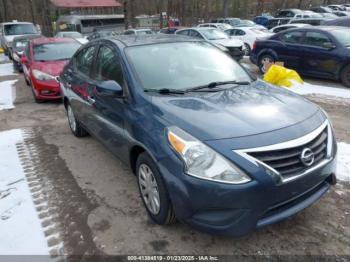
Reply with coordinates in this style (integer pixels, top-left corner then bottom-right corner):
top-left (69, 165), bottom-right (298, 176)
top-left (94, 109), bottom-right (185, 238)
top-left (263, 64), bottom-right (303, 88)
top-left (0, 48), bottom-right (4, 53)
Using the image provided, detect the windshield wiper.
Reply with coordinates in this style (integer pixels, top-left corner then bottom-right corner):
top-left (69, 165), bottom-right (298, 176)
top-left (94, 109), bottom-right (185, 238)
top-left (189, 80), bottom-right (251, 92)
top-left (144, 88), bottom-right (186, 95)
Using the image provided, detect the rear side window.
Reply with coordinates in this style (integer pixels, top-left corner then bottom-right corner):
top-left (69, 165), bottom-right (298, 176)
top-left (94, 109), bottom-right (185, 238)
top-left (304, 32), bottom-right (333, 48)
top-left (75, 46), bottom-right (96, 76)
top-left (95, 46), bottom-right (124, 86)
top-left (280, 31), bottom-right (303, 44)
top-left (177, 30), bottom-right (189, 36)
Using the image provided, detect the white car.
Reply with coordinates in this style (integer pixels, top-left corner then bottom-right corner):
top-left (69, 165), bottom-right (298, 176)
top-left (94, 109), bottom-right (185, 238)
top-left (225, 27), bottom-right (272, 55)
top-left (0, 21), bottom-right (39, 59)
top-left (55, 31), bottom-right (88, 44)
top-left (176, 28), bottom-right (245, 61)
top-left (197, 23), bottom-right (233, 31)
top-left (270, 23), bottom-right (311, 34)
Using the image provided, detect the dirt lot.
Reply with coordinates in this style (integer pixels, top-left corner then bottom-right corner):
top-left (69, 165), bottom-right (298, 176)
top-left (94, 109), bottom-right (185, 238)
top-left (0, 58), bottom-right (349, 260)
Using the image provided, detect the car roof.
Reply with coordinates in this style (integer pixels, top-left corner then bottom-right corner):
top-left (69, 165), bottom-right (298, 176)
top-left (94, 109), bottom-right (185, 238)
top-left (110, 34), bottom-right (202, 47)
top-left (1, 21), bottom-right (33, 25)
top-left (31, 37), bottom-right (78, 45)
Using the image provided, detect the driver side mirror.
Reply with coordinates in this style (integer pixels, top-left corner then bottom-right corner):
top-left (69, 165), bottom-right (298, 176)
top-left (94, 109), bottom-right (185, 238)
top-left (20, 56), bottom-right (28, 64)
top-left (96, 80), bottom-right (123, 97)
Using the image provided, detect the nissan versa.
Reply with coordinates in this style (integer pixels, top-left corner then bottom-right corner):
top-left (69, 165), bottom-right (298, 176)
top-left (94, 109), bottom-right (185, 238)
top-left (59, 35), bottom-right (337, 236)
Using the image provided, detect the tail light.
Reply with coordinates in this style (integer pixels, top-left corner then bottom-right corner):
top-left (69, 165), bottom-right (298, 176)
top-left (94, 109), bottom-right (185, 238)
top-left (252, 41), bottom-right (257, 51)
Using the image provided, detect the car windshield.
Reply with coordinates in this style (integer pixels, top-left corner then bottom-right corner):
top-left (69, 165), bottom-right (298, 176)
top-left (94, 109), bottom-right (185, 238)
top-left (4, 24), bottom-right (37, 36)
top-left (126, 42), bottom-right (251, 91)
top-left (201, 29), bottom-right (229, 40)
top-left (33, 42), bottom-right (81, 61)
top-left (331, 29), bottom-right (350, 47)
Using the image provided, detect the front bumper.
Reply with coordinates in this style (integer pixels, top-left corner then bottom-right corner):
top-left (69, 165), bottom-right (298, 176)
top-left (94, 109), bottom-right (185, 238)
top-left (159, 154), bottom-right (337, 236)
top-left (31, 78), bottom-right (61, 100)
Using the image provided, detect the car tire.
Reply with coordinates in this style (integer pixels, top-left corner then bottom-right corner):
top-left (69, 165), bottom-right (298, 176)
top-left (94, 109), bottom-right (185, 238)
top-left (29, 81), bottom-right (44, 104)
top-left (258, 54), bottom-right (275, 74)
top-left (66, 104), bottom-right (89, 137)
top-left (340, 64), bottom-right (350, 88)
top-left (244, 43), bottom-right (251, 56)
top-left (136, 152), bottom-right (176, 225)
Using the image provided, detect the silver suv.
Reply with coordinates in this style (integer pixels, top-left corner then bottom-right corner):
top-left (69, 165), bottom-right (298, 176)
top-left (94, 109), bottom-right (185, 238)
top-left (0, 21), bottom-right (39, 59)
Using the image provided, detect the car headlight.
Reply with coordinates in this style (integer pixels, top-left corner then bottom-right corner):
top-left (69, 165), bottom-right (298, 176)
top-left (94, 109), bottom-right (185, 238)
top-left (167, 126), bottom-right (251, 184)
top-left (32, 69), bottom-right (56, 81)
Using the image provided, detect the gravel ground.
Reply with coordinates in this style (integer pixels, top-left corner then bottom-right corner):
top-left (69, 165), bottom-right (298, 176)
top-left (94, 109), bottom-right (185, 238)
top-left (0, 58), bottom-right (349, 260)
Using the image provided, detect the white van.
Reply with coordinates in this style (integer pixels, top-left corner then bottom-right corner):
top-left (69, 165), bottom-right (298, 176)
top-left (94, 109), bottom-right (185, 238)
top-left (0, 21), bottom-right (39, 58)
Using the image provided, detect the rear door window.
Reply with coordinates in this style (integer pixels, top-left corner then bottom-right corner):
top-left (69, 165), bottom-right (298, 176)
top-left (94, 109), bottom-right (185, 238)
top-left (304, 31), bottom-right (333, 48)
top-left (280, 31), bottom-right (303, 44)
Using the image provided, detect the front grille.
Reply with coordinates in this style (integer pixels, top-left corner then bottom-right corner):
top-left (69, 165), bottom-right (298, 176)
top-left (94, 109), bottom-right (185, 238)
top-left (248, 126), bottom-right (328, 179)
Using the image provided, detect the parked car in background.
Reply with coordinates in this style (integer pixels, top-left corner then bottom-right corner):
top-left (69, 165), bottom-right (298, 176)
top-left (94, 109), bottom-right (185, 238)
top-left (253, 16), bottom-right (272, 27)
top-left (275, 9), bottom-right (304, 18)
top-left (309, 6), bottom-right (335, 15)
top-left (197, 23), bottom-right (232, 31)
top-left (319, 12), bottom-right (339, 19)
top-left (175, 27), bottom-right (245, 61)
top-left (11, 34), bottom-right (42, 72)
top-left (159, 27), bottom-right (184, 34)
top-left (87, 30), bottom-right (117, 41)
top-left (343, 4), bottom-right (350, 11)
top-left (21, 38), bottom-right (81, 103)
top-left (333, 11), bottom-right (350, 17)
top-left (60, 34), bottom-right (337, 236)
top-left (250, 26), bottom-right (350, 87)
top-left (55, 31), bottom-right (88, 44)
top-left (323, 16), bottom-right (350, 27)
top-left (270, 23), bottom-right (310, 34)
top-left (0, 21), bottom-right (39, 59)
top-left (124, 28), bottom-right (154, 35)
top-left (225, 26), bottom-right (272, 55)
top-left (289, 18), bottom-right (328, 26)
top-left (328, 5), bottom-right (346, 11)
top-left (212, 17), bottom-right (242, 27)
top-left (266, 18), bottom-right (291, 29)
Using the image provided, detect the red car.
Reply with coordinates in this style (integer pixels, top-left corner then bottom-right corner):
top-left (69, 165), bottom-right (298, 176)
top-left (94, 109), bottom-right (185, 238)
top-left (21, 38), bottom-right (81, 103)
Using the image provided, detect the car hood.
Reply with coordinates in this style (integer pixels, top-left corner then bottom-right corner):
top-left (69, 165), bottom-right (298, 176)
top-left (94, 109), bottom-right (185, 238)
top-left (211, 38), bottom-right (244, 47)
top-left (150, 80), bottom-right (320, 141)
top-left (32, 60), bottom-right (68, 77)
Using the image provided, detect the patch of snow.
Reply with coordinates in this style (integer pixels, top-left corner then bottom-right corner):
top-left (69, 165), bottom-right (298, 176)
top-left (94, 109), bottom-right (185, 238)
top-left (289, 81), bottom-right (350, 99)
top-left (0, 62), bottom-right (16, 77)
top-left (0, 80), bottom-right (17, 110)
top-left (0, 129), bottom-right (49, 255)
top-left (337, 142), bottom-right (350, 183)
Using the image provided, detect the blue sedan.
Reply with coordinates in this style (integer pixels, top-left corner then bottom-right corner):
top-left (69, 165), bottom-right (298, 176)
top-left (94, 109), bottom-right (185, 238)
top-left (60, 35), bottom-right (337, 236)
top-left (250, 26), bottom-right (350, 87)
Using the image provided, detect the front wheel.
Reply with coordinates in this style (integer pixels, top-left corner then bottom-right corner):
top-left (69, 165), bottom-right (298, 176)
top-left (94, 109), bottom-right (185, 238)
top-left (136, 152), bottom-right (176, 225)
top-left (258, 54), bottom-right (275, 74)
top-left (340, 64), bottom-right (350, 88)
top-left (66, 104), bottom-right (88, 137)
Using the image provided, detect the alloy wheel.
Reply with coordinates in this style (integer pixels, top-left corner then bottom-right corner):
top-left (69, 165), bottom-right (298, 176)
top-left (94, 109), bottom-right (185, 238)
top-left (67, 106), bottom-right (77, 132)
top-left (138, 163), bottom-right (161, 215)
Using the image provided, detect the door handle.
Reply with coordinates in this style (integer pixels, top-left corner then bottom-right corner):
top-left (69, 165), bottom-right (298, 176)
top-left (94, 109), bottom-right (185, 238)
top-left (87, 96), bottom-right (95, 104)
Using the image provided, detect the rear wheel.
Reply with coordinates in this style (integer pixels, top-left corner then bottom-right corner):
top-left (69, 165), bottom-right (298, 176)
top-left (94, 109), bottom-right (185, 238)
top-left (340, 64), bottom-right (350, 88)
top-left (66, 104), bottom-right (88, 137)
top-left (258, 54), bottom-right (275, 74)
top-left (136, 152), bottom-right (176, 225)
top-left (244, 43), bottom-right (251, 56)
